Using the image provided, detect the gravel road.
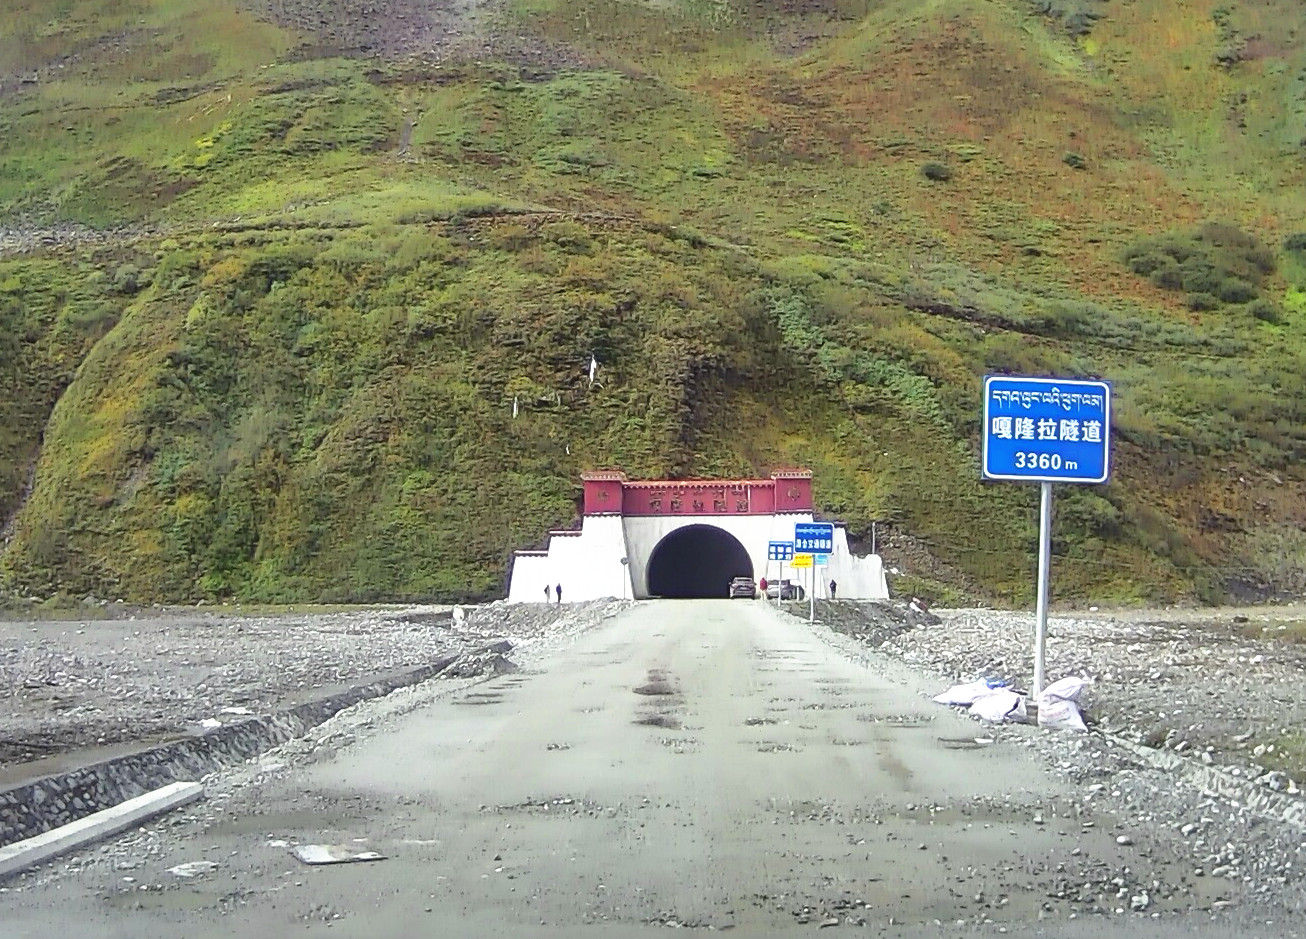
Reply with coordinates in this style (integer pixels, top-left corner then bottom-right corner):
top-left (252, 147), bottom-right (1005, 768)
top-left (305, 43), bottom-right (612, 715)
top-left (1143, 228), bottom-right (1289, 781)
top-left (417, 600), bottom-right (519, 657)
top-left (3, 599), bottom-right (1305, 936)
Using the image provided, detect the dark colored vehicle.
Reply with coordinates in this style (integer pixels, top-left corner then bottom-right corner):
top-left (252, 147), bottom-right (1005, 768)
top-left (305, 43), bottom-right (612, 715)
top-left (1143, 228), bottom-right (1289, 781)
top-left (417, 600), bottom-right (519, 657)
top-left (729, 576), bottom-right (757, 599)
top-left (765, 580), bottom-right (805, 600)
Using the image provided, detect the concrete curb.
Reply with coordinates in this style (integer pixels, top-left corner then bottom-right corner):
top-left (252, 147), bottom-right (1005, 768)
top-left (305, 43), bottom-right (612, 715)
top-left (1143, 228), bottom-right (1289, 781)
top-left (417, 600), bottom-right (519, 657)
top-left (0, 782), bottom-right (203, 880)
top-left (0, 651), bottom-right (468, 852)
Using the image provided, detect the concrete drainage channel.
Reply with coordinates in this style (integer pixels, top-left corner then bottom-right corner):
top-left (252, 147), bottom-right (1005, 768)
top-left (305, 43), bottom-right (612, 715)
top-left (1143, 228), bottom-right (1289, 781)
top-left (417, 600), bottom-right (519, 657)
top-left (0, 641), bottom-right (514, 879)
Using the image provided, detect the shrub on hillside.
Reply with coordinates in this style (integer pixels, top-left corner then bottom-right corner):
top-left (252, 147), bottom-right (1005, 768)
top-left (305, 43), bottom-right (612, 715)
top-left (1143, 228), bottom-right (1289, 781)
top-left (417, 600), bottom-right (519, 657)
top-left (1247, 298), bottom-right (1283, 323)
top-left (1062, 151), bottom-right (1086, 169)
top-left (1123, 223), bottom-right (1276, 310)
top-left (1217, 278), bottom-right (1257, 303)
top-left (1187, 292), bottom-right (1220, 312)
top-left (1179, 262), bottom-right (1222, 295)
top-left (1150, 263), bottom-right (1184, 290)
top-left (921, 162), bottom-right (953, 182)
top-left (1284, 233), bottom-right (1306, 253)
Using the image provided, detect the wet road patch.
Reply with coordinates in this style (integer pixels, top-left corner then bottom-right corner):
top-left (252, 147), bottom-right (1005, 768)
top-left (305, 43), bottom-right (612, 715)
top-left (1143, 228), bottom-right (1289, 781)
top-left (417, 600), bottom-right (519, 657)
top-left (634, 714), bottom-right (681, 729)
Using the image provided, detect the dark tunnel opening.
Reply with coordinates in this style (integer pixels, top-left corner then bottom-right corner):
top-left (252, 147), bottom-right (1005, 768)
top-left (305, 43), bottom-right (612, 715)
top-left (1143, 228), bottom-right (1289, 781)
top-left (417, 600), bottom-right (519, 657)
top-left (646, 525), bottom-right (754, 599)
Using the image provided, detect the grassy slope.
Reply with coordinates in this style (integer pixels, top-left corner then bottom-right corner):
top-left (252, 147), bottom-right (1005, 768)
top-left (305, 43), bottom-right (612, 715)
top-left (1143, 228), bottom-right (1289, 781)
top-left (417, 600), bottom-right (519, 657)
top-left (1, 0), bottom-right (1305, 603)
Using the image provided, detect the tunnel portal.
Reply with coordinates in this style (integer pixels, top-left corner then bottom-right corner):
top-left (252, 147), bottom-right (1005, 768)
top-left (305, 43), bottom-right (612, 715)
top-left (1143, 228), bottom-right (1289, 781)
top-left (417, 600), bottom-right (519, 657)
top-left (646, 524), bottom-right (754, 599)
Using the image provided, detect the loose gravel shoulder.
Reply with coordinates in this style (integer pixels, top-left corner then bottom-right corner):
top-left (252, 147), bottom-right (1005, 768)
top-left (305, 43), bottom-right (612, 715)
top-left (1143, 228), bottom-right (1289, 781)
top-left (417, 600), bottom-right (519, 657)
top-left (0, 601), bottom-right (621, 770)
top-left (808, 599), bottom-right (1306, 924)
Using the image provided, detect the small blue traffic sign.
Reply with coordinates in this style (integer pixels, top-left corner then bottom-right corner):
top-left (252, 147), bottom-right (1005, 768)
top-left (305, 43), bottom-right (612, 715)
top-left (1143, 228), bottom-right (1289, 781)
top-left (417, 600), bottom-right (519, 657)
top-left (982, 376), bottom-right (1111, 483)
top-left (794, 522), bottom-right (834, 554)
top-left (768, 541), bottom-right (794, 561)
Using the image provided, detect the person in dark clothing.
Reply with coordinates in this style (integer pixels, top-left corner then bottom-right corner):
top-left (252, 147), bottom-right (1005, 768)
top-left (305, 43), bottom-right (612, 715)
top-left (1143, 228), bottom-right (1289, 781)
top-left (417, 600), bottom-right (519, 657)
top-left (555, 584), bottom-right (563, 604)
top-left (829, 579), bottom-right (837, 600)
top-left (544, 584), bottom-right (551, 602)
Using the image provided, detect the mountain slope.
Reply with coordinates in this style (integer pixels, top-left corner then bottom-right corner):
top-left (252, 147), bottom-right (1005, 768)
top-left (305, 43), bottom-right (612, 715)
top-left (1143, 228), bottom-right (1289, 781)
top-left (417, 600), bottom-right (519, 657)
top-left (2, 0), bottom-right (1305, 603)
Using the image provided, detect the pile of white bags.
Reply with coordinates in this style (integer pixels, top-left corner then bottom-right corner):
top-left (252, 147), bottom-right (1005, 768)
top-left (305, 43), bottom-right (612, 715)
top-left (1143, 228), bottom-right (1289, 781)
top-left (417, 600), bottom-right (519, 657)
top-left (932, 675), bottom-right (1091, 730)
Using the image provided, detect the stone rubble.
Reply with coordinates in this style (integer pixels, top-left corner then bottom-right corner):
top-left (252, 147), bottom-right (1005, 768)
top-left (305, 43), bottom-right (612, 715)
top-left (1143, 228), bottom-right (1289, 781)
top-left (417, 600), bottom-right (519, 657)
top-left (809, 599), bottom-right (1306, 921)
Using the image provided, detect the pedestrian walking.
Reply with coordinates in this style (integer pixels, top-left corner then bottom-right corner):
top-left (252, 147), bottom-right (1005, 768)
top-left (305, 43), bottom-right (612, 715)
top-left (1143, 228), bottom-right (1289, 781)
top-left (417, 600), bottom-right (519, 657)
top-left (544, 584), bottom-right (551, 603)
top-left (829, 579), bottom-right (837, 600)
top-left (759, 577), bottom-right (768, 599)
top-left (555, 584), bottom-right (563, 604)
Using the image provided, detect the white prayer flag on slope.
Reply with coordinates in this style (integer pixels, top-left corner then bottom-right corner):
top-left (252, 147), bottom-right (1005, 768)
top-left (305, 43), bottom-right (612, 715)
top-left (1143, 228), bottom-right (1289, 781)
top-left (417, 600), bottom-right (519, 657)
top-left (588, 354), bottom-right (598, 386)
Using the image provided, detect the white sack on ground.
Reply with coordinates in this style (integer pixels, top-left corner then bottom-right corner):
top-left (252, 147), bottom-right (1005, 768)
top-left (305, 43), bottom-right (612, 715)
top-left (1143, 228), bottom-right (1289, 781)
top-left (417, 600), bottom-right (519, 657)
top-left (1038, 697), bottom-right (1087, 732)
top-left (1041, 676), bottom-right (1091, 704)
top-left (969, 689), bottom-right (1024, 723)
top-left (1036, 675), bottom-right (1091, 731)
top-left (932, 679), bottom-right (1007, 707)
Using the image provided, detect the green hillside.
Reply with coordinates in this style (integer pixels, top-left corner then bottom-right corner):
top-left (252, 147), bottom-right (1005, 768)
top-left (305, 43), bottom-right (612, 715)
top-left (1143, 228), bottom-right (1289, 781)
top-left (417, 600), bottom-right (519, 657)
top-left (2, 0), bottom-right (1305, 604)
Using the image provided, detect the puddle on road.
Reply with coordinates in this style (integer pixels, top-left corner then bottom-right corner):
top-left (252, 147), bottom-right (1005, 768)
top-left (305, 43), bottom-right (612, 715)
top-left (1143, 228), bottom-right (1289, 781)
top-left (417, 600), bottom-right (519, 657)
top-left (633, 682), bottom-right (676, 696)
top-left (858, 714), bottom-right (934, 726)
top-left (633, 668), bottom-right (680, 696)
top-left (937, 737), bottom-right (994, 751)
top-left (453, 693), bottom-right (505, 705)
top-left (634, 714), bottom-right (681, 728)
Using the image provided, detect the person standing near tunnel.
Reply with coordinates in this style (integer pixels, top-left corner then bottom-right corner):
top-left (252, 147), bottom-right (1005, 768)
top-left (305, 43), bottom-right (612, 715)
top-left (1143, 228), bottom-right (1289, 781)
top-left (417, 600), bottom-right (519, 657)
top-left (555, 583), bottom-right (563, 604)
top-left (829, 579), bottom-right (837, 600)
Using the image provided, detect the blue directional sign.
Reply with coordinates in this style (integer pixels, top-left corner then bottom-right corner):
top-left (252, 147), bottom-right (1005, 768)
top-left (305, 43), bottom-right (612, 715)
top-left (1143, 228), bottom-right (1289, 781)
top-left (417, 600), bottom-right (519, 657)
top-left (794, 522), bottom-right (834, 554)
top-left (768, 540), bottom-right (794, 561)
top-left (983, 376), bottom-right (1111, 483)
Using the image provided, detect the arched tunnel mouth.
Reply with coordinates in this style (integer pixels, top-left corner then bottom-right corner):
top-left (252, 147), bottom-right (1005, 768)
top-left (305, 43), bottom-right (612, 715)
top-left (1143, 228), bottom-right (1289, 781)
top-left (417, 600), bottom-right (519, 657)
top-left (646, 524), bottom-right (754, 599)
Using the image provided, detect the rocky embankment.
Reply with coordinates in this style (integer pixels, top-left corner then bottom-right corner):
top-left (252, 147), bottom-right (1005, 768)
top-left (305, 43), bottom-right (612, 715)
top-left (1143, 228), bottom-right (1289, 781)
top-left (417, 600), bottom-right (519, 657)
top-left (0, 601), bottom-right (619, 767)
top-left (813, 600), bottom-right (1306, 917)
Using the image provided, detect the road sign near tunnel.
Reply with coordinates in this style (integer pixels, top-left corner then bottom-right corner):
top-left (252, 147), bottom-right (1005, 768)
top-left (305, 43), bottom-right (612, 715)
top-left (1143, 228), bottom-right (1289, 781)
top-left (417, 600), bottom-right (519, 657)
top-left (768, 541), bottom-right (794, 561)
top-left (790, 553), bottom-right (813, 569)
top-left (982, 376), bottom-right (1111, 484)
top-left (794, 522), bottom-right (834, 554)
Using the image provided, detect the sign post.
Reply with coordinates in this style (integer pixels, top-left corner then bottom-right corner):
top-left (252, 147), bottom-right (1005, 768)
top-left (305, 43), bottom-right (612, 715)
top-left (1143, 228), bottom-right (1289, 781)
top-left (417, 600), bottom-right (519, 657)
top-left (982, 376), bottom-right (1111, 697)
top-left (790, 553), bottom-right (814, 620)
top-left (768, 541), bottom-right (794, 607)
top-left (788, 522), bottom-right (830, 624)
top-left (794, 523), bottom-right (833, 623)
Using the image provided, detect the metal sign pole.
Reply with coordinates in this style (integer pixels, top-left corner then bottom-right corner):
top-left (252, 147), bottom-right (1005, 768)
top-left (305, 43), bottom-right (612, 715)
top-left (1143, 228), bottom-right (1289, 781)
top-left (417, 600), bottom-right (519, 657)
top-left (1033, 481), bottom-right (1053, 698)
top-left (809, 565), bottom-right (815, 623)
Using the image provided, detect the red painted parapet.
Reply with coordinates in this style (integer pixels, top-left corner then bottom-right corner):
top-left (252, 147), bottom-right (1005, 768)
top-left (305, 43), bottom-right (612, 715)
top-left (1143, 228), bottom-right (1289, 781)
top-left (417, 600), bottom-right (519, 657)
top-left (581, 471), bottom-right (627, 516)
top-left (770, 468), bottom-right (813, 514)
top-left (581, 469), bottom-right (812, 516)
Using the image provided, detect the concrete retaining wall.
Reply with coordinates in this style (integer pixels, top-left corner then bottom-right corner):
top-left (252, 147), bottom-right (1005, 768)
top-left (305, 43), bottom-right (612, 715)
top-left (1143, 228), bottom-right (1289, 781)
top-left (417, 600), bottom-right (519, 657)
top-left (507, 514), bottom-right (889, 602)
top-left (0, 653), bottom-right (459, 851)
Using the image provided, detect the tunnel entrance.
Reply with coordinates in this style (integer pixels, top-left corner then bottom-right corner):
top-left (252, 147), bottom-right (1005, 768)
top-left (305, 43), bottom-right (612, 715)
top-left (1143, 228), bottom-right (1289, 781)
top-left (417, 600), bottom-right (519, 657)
top-left (646, 525), bottom-right (753, 599)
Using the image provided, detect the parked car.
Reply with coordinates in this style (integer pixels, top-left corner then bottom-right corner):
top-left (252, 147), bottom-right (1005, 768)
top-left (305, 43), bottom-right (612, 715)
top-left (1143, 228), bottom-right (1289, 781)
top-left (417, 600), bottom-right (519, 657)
top-left (765, 580), bottom-right (805, 600)
top-left (729, 576), bottom-right (757, 599)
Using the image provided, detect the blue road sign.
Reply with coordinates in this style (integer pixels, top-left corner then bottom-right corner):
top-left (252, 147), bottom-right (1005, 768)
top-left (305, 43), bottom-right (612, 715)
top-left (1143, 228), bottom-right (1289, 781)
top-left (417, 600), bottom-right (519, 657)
top-left (768, 540), bottom-right (794, 561)
top-left (982, 376), bottom-right (1111, 483)
top-left (794, 522), bottom-right (834, 554)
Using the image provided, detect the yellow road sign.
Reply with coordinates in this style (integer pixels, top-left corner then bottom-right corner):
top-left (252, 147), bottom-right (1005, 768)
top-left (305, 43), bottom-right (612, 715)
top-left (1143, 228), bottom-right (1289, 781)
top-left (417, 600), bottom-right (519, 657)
top-left (790, 553), bottom-right (813, 568)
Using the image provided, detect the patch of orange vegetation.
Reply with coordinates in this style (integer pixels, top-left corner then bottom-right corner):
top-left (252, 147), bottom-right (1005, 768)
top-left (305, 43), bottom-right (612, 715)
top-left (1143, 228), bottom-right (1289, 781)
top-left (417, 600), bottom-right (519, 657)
top-left (699, 6), bottom-right (1220, 298)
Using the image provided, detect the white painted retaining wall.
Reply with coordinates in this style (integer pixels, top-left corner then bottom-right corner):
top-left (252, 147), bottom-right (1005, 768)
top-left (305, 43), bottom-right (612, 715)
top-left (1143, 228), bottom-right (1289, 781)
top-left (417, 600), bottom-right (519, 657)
top-left (507, 514), bottom-right (888, 603)
top-left (506, 515), bottom-right (633, 603)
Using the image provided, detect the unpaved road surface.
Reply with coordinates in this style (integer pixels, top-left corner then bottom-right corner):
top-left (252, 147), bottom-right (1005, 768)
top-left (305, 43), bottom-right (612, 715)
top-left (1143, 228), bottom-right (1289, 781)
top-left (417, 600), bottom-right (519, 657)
top-left (3, 600), bottom-right (1302, 936)
top-left (0, 602), bottom-right (601, 773)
